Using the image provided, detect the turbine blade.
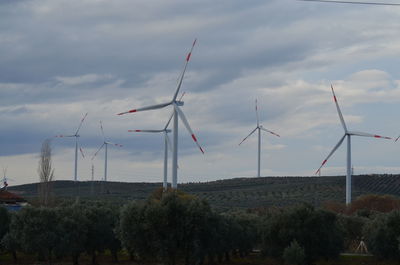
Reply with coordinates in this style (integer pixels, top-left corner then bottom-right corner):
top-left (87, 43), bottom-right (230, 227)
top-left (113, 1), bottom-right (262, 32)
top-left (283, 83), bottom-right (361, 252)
top-left (260, 127), bottom-right (280, 137)
top-left (79, 147), bottom-right (85, 158)
top-left (165, 132), bottom-right (173, 153)
top-left (128, 129), bottom-right (164, 133)
top-left (255, 99), bottom-right (260, 127)
top-left (172, 39), bottom-right (197, 102)
top-left (174, 104), bottom-right (204, 154)
top-left (75, 112), bottom-right (88, 135)
top-left (54, 135), bottom-right (75, 138)
top-left (348, 131), bottom-right (391, 139)
top-left (239, 127), bottom-right (258, 145)
top-left (315, 134), bottom-right (346, 175)
top-left (100, 121), bottom-right (106, 141)
top-left (92, 143), bottom-right (105, 160)
top-left (395, 135), bottom-right (400, 142)
top-left (331, 85), bottom-right (347, 132)
top-left (179, 92), bottom-right (186, 101)
top-left (298, 0), bottom-right (400, 6)
top-left (164, 108), bottom-right (176, 130)
top-left (117, 102), bottom-right (171, 116)
top-left (106, 141), bottom-right (123, 147)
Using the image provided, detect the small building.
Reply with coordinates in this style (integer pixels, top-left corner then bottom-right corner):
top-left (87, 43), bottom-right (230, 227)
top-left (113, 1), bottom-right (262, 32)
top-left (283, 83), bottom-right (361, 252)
top-left (0, 190), bottom-right (28, 211)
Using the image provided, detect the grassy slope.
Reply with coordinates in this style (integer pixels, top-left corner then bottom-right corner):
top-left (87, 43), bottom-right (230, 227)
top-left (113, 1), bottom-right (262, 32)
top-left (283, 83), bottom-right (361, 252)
top-left (8, 174), bottom-right (400, 210)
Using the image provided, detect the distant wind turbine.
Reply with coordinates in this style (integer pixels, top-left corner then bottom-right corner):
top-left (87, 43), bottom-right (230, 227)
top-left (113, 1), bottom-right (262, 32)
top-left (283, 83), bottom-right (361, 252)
top-left (1, 167), bottom-right (13, 190)
top-left (316, 85), bottom-right (391, 204)
top-left (117, 39), bottom-right (204, 189)
top-left (92, 121), bottom-right (123, 182)
top-left (55, 112), bottom-right (88, 182)
top-left (239, 99), bottom-right (280, 178)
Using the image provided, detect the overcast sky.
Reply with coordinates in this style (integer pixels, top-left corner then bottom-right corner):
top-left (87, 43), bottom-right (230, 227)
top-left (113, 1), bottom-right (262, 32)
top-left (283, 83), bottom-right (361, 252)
top-left (2, 0), bottom-right (400, 186)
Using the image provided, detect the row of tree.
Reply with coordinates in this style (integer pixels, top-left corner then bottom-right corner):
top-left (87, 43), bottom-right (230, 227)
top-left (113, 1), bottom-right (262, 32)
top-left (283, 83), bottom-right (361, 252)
top-left (2, 192), bottom-right (400, 265)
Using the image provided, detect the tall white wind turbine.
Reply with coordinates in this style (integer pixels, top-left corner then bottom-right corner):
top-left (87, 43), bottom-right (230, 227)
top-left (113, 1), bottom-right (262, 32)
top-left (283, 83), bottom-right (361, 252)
top-left (239, 99), bottom-right (280, 178)
top-left (316, 85), bottom-right (391, 204)
top-left (127, 94), bottom-right (185, 190)
top-left (55, 112), bottom-right (88, 182)
top-left (92, 121), bottom-right (123, 182)
top-left (117, 39), bottom-right (204, 189)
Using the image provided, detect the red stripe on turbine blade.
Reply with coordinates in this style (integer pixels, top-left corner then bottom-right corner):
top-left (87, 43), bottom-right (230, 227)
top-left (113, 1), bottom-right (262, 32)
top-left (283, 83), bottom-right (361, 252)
top-left (333, 96), bottom-right (337, 102)
top-left (135, 130), bottom-right (141, 132)
top-left (191, 134), bottom-right (198, 142)
top-left (374, 135), bottom-right (391, 139)
top-left (199, 146), bottom-right (204, 154)
top-left (322, 159), bottom-right (327, 166)
top-left (117, 109), bottom-right (137, 115)
top-left (186, 52), bottom-right (192, 62)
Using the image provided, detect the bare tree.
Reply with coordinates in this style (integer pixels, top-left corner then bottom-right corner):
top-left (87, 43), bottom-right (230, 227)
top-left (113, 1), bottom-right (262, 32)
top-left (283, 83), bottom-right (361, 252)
top-left (38, 139), bottom-right (55, 206)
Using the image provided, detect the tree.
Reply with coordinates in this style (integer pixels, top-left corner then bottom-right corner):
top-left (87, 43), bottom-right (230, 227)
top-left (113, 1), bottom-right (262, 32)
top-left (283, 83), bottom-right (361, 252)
top-left (283, 240), bottom-right (305, 265)
top-left (119, 191), bottom-right (227, 265)
top-left (261, 204), bottom-right (343, 264)
top-left (0, 206), bottom-right (10, 243)
top-left (337, 214), bottom-right (367, 251)
top-left (84, 205), bottom-right (121, 265)
top-left (364, 210), bottom-right (400, 259)
top-left (10, 207), bottom-right (60, 264)
top-left (38, 139), bottom-right (55, 206)
top-left (55, 205), bottom-right (89, 265)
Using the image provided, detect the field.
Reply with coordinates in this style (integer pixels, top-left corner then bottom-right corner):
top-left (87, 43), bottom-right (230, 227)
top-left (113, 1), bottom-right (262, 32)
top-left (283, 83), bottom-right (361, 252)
top-left (8, 174), bottom-right (400, 210)
top-left (2, 252), bottom-right (400, 265)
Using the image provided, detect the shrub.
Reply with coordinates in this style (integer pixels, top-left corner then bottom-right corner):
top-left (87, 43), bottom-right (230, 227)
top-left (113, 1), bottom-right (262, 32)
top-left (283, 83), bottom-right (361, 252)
top-left (283, 240), bottom-right (305, 265)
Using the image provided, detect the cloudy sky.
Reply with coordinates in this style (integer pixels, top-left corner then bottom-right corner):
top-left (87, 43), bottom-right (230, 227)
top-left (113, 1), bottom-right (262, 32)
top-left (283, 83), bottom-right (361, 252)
top-left (1, 0), bottom-right (400, 186)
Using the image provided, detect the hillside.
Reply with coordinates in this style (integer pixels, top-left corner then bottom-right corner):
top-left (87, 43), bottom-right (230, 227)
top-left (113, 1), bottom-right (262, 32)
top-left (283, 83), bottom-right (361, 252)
top-left (8, 174), bottom-right (400, 210)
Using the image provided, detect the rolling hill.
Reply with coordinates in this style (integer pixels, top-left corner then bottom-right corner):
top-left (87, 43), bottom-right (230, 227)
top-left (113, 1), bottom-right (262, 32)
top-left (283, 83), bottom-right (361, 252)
top-left (8, 174), bottom-right (400, 210)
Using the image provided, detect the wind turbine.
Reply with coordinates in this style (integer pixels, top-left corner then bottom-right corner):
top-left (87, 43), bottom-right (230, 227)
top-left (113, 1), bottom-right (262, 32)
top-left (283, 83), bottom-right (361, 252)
top-left (92, 121), bottom-right (123, 182)
top-left (55, 112), bottom-right (88, 182)
top-left (316, 85), bottom-right (391, 204)
top-left (127, 103), bottom-right (180, 190)
top-left (117, 39), bottom-right (204, 189)
top-left (239, 99), bottom-right (280, 178)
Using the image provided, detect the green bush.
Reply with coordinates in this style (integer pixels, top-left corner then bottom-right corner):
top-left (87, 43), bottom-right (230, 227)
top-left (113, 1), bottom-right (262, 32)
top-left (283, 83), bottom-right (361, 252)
top-left (260, 204), bottom-right (343, 264)
top-left (283, 240), bottom-right (305, 265)
top-left (364, 211), bottom-right (400, 259)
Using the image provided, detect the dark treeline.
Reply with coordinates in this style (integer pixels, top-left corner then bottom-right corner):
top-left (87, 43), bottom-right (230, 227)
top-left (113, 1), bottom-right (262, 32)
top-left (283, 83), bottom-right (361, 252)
top-left (1, 191), bottom-right (400, 265)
